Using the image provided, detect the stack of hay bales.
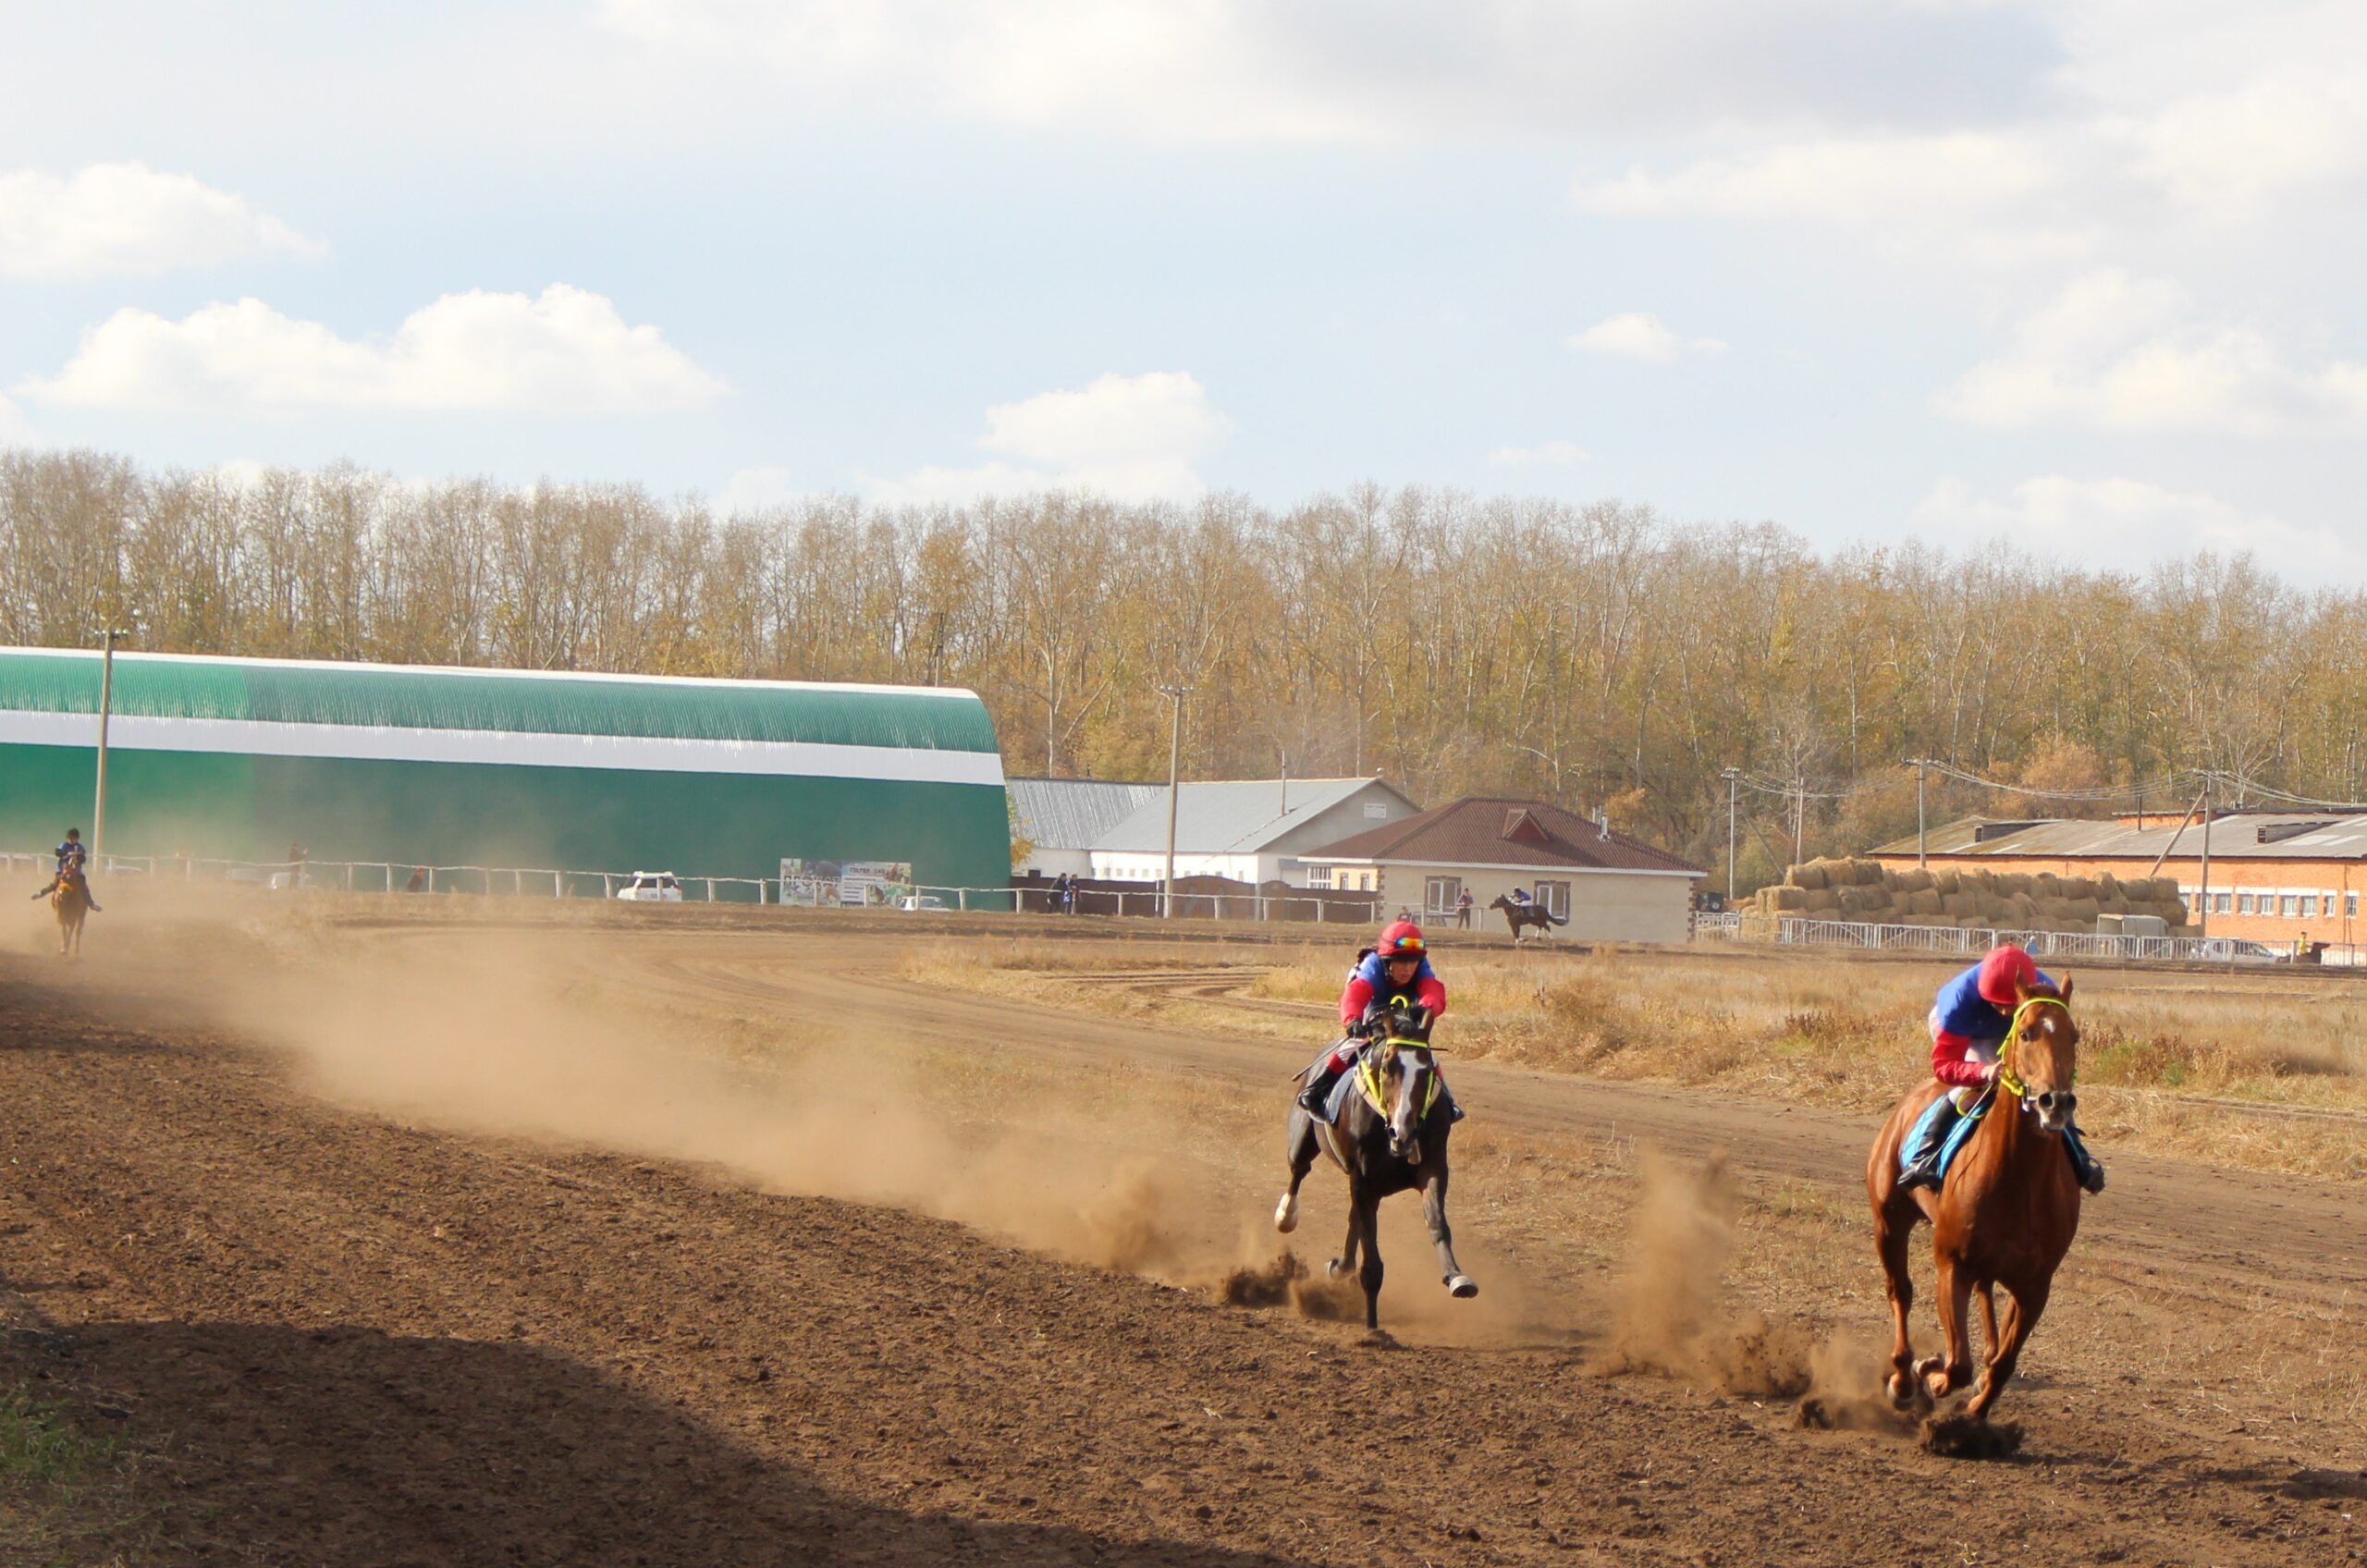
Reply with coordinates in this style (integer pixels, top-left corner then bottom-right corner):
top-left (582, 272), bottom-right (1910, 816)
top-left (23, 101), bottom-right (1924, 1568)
top-left (1743, 860), bottom-right (2189, 934)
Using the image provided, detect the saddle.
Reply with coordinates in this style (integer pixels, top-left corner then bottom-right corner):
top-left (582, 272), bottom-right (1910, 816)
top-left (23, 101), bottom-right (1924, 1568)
top-left (1900, 1084), bottom-right (1998, 1187)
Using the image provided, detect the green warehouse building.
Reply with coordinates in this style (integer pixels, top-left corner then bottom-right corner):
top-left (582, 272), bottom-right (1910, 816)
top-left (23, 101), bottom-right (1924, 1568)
top-left (0, 647), bottom-right (1011, 897)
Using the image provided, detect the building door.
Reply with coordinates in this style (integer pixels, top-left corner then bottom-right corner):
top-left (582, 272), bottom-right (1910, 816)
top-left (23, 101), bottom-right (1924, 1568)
top-left (1425, 876), bottom-right (1461, 917)
top-left (1534, 880), bottom-right (1571, 920)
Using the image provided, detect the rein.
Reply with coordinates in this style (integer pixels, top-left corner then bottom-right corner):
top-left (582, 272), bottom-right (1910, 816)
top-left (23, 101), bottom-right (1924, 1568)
top-left (1993, 996), bottom-right (2070, 1104)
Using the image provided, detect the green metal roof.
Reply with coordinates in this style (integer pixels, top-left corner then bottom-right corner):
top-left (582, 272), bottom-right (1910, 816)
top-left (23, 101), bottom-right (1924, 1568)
top-left (0, 649), bottom-right (1000, 753)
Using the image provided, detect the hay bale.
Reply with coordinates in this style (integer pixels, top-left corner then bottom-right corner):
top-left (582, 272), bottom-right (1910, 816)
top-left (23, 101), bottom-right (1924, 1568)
top-left (1930, 868), bottom-right (1959, 895)
top-left (1803, 888), bottom-right (1840, 913)
top-left (1850, 859), bottom-right (1887, 886)
top-left (1792, 863), bottom-right (1828, 891)
top-left (1905, 888), bottom-right (1941, 916)
top-left (1771, 886), bottom-right (1808, 912)
top-left (1895, 867), bottom-right (1934, 894)
top-left (2060, 876), bottom-right (2095, 900)
top-left (2031, 872), bottom-right (2060, 895)
top-left (1997, 872), bottom-right (2033, 895)
top-left (2066, 897), bottom-right (2101, 922)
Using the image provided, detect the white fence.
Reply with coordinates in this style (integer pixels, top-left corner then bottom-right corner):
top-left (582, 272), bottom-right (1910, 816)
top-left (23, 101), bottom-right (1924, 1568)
top-left (7, 851), bottom-right (1391, 923)
top-left (1705, 913), bottom-right (2340, 966)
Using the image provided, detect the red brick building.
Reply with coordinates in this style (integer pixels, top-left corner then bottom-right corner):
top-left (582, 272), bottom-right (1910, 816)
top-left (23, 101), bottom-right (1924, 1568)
top-left (1872, 812), bottom-right (2365, 949)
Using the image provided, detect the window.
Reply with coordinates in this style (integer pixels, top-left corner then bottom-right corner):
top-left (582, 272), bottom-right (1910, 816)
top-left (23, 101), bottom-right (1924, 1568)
top-left (1306, 865), bottom-right (1332, 889)
top-left (2350, 892), bottom-right (2360, 919)
top-left (2213, 891), bottom-right (2232, 914)
top-left (2238, 893), bottom-right (2256, 915)
top-left (1424, 876), bottom-right (1462, 915)
top-left (1534, 880), bottom-right (1572, 919)
top-left (2279, 895), bottom-right (2300, 918)
top-left (1363, 802), bottom-right (1389, 819)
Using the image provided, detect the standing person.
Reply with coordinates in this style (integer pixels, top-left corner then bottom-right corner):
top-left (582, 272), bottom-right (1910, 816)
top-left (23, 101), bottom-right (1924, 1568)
top-left (1455, 888), bottom-right (1474, 929)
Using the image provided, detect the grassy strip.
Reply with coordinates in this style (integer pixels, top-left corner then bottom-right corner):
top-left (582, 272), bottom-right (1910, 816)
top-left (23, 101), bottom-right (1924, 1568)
top-left (902, 941), bottom-right (2367, 1182)
top-left (0, 1384), bottom-right (151, 1564)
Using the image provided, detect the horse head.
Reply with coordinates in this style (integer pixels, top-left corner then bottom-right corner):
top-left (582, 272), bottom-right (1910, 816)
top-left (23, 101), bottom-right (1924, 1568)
top-left (1370, 995), bottom-right (1440, 1162)
top-left (2005, 974), bottom-right (2079, 1133)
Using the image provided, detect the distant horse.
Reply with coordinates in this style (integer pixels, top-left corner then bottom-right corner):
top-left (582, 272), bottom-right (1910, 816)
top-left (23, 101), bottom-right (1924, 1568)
top-left (1274, 997), bottom-right (1477, 1330)
top-left (1490, 894), bottom-right (1565, 940)
top-left (50, 875), bottom-right (91, 959)
top-left (1866, 977), bottom-right (2083, 1429)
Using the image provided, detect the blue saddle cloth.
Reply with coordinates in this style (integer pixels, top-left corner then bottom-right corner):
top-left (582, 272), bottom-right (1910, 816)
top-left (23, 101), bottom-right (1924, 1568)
top-left (1301, 1042), bottom-right (1368, 1121)
top-left (1902, 1085), bottom-right (1997, 1185)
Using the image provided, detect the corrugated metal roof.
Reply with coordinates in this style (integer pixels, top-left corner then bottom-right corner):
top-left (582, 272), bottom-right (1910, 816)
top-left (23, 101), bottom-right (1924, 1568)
top-left (1092, 778), bottom-right (1417, 854)
top-left (1874, 814), bottom-right (2367, 862)
top-left (1007, 778), bottom-right (1165, 851)
top-left (0, 648), bottom-right (999, 753)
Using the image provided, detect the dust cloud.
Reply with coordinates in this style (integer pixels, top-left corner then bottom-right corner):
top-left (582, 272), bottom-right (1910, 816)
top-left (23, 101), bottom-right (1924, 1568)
top-left (1594, 1147), bottom-right (1812, 1398)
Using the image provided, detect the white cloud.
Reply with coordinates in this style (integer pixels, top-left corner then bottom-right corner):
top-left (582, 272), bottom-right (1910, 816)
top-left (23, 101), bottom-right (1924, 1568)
top-left (869, 371), bottom-right (1226, 503)
top-left (1910, 472), bottom-right (2365, 582)
top-left (1567, 312), bottom-right (1725, 363)
top-left (0, 162), bottom-right (321, 280)
top-left (0, 394), bottom-right (33, 447)
top-left (21, 285), bottom-right (725, 413)
top-left (1488, 440), bottom-right (1588, 467)
top-left (1938, 269), bottom-right (2367, 435)
top-left (1576, 133), bottom-right (2054, 226)
top-left (717, 464), bottom-right (799, 514)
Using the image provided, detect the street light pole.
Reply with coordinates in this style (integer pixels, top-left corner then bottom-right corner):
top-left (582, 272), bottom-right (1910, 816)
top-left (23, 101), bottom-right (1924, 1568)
top-left (1720, 767), bottom-right (1741, 905)
top-left (1910, 757), bottom-right (1930, 869)
top-left (1159, 684), bottom-right (1193, 918)
top-left (92, 626), bottom-right (132, 868)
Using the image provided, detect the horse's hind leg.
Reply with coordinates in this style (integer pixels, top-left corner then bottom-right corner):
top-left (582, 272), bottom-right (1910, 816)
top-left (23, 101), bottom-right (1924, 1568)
top-left (1873, 1203), bottom-right (1919, 1406)
top-left (1276, 1109), bottom-right (1319, 1233)
top-left (1329, 1202), bottom-right (1360, 1280)
top-left (1966, 1278), bottom-right (2049, 1421)
top-left (1977, 1282), bottom-right (2000, 1366)
top-left (1420, 1168), bottom-right (1476, 1298)
top-left (1919, 1256), bottom-right (1977, 1403)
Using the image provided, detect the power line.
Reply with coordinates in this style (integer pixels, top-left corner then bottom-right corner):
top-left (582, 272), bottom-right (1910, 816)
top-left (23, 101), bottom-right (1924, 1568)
top-left (1918, 760), bottom-right (2201, 803)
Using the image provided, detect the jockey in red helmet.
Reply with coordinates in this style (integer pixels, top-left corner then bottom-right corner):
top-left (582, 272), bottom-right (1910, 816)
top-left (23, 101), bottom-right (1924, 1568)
top-left (1295, 919), bottom-right (1459, 1119)
top-left (1898, 943), bottom-right (2103, 1194)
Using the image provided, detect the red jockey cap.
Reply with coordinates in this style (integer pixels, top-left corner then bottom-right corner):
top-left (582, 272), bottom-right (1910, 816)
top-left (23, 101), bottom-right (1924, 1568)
top-left (1379, 919), bottom-right (1426, 958)
top-left (1976, 944), bottom-right (2038, 1005)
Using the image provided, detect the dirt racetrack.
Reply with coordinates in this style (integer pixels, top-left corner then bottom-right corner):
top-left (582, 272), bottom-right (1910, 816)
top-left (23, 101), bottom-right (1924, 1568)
top-left (5, 896), bottom-right (2364, 1566)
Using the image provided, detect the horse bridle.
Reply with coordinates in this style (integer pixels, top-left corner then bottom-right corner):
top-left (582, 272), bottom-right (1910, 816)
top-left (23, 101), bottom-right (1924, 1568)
top-left (1994, 996), bottom-right (2070, 1104)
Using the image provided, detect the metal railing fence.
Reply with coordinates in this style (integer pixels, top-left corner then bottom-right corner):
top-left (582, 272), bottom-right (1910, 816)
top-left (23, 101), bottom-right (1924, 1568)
top-left (1712, 913), bottom-right (2337, 965)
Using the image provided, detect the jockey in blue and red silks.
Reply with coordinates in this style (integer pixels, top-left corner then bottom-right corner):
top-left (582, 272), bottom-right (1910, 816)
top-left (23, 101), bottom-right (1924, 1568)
top-left (1900, 944), bottom-right (2101, 1194)
top-left (1295, 919), bottom-right (1460, 1119)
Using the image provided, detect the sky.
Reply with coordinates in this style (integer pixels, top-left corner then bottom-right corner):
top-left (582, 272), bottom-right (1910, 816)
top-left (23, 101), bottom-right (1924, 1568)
top-left (2, 1), bottom-right (2362, 582)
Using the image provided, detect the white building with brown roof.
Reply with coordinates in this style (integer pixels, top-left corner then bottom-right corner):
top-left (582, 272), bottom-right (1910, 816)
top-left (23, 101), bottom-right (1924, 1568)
top-left (1300, 796), bottom-right (1705, 943)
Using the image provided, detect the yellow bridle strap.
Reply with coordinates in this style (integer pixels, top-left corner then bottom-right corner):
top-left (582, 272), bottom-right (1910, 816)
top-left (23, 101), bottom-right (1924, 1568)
top-left (1996, 997), bottom-right (2069, 1101)
top-left (1355, 1041), bottom-right (1442, 1118)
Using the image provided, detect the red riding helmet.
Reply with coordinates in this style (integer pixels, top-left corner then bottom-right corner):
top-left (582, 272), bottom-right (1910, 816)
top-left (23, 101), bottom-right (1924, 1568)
top-left (1976, 944), bottom-right (2038, 1005)
top-left (1378, 919), bottom-right (1426, 960)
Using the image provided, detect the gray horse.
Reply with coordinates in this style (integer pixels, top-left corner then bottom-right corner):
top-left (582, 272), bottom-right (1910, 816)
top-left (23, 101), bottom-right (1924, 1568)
top-left (1273, 998), bottom-right (1477, 1330)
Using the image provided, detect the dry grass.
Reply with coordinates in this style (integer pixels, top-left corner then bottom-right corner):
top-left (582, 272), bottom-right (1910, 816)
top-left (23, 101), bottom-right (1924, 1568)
top-left (903, 940), bottom-right (2367, 1181)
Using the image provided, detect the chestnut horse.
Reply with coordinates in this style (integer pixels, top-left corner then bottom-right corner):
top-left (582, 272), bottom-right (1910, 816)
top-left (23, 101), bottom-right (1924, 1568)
top-left (51, 875), bottom-right (91, 958)
top-left (1274, 998), bottom-right (1478, 1330)
top-left (1866, 977), bottom-right (2082, 1426)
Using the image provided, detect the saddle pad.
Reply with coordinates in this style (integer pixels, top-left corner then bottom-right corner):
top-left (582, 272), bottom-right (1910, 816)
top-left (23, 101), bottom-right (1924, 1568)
top-left (1900, 1087), bottom-right (1995, 1186)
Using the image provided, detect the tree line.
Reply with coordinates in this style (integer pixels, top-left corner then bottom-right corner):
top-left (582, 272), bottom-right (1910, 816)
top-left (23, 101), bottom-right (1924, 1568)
top-left (5, 447), bottom-right (2360, 890)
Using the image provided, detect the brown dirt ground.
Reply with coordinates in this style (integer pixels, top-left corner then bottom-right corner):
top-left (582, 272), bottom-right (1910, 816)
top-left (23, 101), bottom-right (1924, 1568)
top-left (4, 894), bottom-right (2364, 1566)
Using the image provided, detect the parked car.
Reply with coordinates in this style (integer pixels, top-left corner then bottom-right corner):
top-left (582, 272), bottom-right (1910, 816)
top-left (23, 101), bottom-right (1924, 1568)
top-left (615, 872), bottom-right (684, 903)
top-left (895, 894), bottom-right (950, 912)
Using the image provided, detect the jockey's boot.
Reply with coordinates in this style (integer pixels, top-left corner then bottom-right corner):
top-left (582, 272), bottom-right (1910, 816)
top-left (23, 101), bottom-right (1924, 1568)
top-left (1896, 1102), bottom-right (1959, 1192)
top-left (2063, 1124), bottom-right (2105, 1194)
top-left (1441, 1084), bottom-right (1467, 1124)
top-left (1296, 1060), bottom-right (1348, 1116)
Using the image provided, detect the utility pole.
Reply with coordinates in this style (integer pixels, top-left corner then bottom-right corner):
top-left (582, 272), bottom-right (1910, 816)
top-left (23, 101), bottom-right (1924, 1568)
top-left (1792, 778), bottom-right (1806, 872)
top-left (1721, 767), bottom-right (1741, 904)
top-left (1909, 757), bottom-right (1931, 868)
top-left (91, 626), bottom-right (132, 869)
top-left (1159, 684), bottom-right (1193, 918)
top-left (2197, 770), bottom-right (2213, 939)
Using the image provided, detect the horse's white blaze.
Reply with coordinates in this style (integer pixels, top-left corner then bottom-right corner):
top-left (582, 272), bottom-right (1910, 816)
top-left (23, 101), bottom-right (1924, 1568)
top-left (1273, 1192), bottom-right (1298, 1233)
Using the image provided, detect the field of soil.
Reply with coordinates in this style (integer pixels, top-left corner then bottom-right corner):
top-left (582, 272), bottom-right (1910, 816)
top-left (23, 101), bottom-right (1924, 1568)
top-left (4, 893), bottom-right (2364, 1565)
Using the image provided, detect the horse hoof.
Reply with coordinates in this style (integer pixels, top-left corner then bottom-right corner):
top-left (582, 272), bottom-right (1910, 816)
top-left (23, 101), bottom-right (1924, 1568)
top-left (1446, 1274), bottom-right (1478, 1299)
top-left (1327, 1259), bottom-right (1350, 1280)
top-left (1273, 1194), bottom-right (1298, 1234)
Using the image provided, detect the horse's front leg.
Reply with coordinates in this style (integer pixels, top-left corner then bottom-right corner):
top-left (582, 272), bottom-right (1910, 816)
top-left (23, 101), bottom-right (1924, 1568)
top-left (1977, 1281), bottom-right (2000, 1366)
top-left (1276, 1108), bottom-right (1319, 1233)
top-left (1355, 1192), bottom-right (1384, 1331)
top-left (1419, 1165), bottom-right (1477, 1298)
top-left (1965, 1278), bottom-right (2050, 1421)
top-left (1329, 1190), bottom-right (1360, 1280)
